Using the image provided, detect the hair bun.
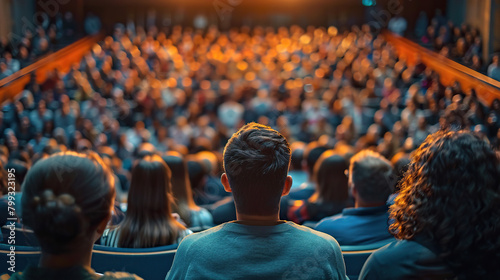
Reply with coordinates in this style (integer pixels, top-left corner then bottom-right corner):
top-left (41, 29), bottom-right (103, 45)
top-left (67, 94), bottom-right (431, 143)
top-left (31, 190), bottom-right (84, 243)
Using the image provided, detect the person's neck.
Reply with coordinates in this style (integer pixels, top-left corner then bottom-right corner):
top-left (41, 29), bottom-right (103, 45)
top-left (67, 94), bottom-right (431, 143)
top-left (236, 212), bottom-right (282, 225)
top-left (39, 242), bottom-right (93, 270)
top-left (355, 199), bottom-right (385, 209)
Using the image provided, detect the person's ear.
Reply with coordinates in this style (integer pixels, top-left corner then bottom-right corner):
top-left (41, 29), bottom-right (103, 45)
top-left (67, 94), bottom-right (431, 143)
top-left (282, 175), bottom-right (293, 196)
top-left (350, 183), bottom-right (357, 198)
top-left (221, 173), bottom-right (232, 193)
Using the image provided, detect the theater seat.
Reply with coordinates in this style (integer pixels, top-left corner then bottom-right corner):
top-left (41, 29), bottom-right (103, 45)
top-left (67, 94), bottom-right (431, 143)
top-left (1, 237), bottom-right (388, 279)
top-left (0, 243), bottom-right (178, 278)
top-left (1, 226), bottom-right (39, 247)
top-left (341, 239), bottom-right (393, 280)
top-left (287, 185), bottom-right (315, 200)
top-left (91, 244), bottom-right (178, 279)
top-left (0, 243), bottom-right (41, 274)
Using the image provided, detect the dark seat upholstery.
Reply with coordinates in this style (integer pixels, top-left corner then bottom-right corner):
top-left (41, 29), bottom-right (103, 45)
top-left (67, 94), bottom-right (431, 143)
top-left (341, 239), bottom-right (394, 280)
top-left (91, 244), bottom-right (178, 279)
top-left (1, 234), bottom-right (390, 279)
top-left (0, 243), bottom-right (178, 279)
top-left (0, 243), bottom-right (41, 275)
top-left (1, 226), bottom-right (39, 247)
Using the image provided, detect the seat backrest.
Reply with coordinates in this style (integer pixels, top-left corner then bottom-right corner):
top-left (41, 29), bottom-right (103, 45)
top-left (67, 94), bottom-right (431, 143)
top-left (341, 239), bottom-right (393, 280)
top-left (0, 243), bottom-right (41, 275)
top-left (91, 244), bottom-right (178, 279)
top-left (1, 226), bottom-right (39, 247)
top-left (0, 242), bottom-right (178, 278)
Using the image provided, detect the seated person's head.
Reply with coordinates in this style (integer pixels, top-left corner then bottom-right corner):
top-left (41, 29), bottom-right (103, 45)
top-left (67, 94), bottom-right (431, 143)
top-left (290, 142), bottom-right (305, 171)
top-left (391, 131), bottom-right (500, 277)
top-left (391, 154), bottom-right (411, 192)
top-left (196, 151), bottom-right (219, 176)
top-left (349, 150), bottom-right (394, 206)
top-left (22, 151), bottom-right (115, 255)
top-left (312, 150), bottom-right (349, 203)
top-left (187, 159), bottom-right (207, 190)
top-left (304, 142), bottom-right (328, 175)
top-left (222, 123), bottom-right (292, 217)
top-left (163, 153), bottom-right (196, 226)
top-left (5, 159), bottom-right (29, 192)
top-left (119, 154), bottom-right (185, 248)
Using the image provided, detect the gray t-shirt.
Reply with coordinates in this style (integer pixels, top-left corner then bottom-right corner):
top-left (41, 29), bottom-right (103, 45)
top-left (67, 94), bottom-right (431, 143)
top-left (166, 221), bottom-right (349, 280)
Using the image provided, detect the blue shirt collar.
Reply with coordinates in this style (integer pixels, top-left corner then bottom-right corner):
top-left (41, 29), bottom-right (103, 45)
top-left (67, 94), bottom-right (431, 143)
top-left (341, 205), bottom-right (389, 216)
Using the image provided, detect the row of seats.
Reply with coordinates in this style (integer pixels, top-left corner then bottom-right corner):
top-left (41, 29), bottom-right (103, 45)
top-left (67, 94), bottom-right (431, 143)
top-left (0, 227), bottom-right (392, 280)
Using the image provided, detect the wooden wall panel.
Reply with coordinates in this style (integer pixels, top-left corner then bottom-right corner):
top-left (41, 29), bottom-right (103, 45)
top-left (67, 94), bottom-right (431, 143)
top-left (0, 34), bottom-right (104, 104)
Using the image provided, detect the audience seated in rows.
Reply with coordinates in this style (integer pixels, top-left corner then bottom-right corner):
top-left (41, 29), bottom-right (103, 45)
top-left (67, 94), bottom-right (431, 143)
top-left (415, 10), bottom-right (487, 73)
top-left (360, 131), bottom-right (500, 279)
top-left (287, 142), bottom-right (328, 201)
top-left (287, 141), bottom-right (307, 190)
top-left (0, 12), bottom-right (84, 79)
top-left (315, 150), bottom-right (394, 245)
top-left (6, 152), bottom-right (141, 279)
top-left (166, 123), bottom-right (349, 279)
top-left (488, 54), bottom-right (500, 81)
top-left (288, 150), bottom-right (351, 224)
top-left (1, 25), bottom-right (499, 174)
top-left (0, 22), bottom-right (500, 279)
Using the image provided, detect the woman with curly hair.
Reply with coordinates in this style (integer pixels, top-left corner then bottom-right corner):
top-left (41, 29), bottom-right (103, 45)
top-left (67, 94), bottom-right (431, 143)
top-left (360, 131), bottom-right (500, 279)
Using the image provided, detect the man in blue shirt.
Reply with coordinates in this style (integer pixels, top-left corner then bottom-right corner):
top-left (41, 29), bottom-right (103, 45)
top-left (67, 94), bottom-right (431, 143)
top-left (315, 150), bottom-right (394, 245)
top-left (167, 123), bottom-right (348, 280)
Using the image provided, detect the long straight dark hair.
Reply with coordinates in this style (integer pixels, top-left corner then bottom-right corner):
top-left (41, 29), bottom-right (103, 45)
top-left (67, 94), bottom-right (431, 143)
top-left (118, 154), bottom-right (186, 248)
top-left (309, 150), bottom-right (349, 204)
top-left (162, 152), bottom-right (198, 227)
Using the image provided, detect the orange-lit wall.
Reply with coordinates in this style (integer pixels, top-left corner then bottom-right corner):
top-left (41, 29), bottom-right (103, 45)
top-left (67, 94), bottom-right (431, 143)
top-left (40, 0), bottom-right (445, 31)
top-left (0, 0), bottom-right (12, 39)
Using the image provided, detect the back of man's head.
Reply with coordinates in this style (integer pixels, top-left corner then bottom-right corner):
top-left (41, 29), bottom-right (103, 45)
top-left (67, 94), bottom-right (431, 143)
top-left (223, 123), bottom-right (291, 216)
top-left (350, 150), bottom-right (393, 205)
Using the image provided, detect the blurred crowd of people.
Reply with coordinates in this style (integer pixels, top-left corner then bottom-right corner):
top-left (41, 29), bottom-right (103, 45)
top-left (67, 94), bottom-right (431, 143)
top-left (1, 23), bottom-right (500, 234)
top-left (412, 9), bottom-right (500, 77)
top-left (0, 12), bottom-right (82, 80)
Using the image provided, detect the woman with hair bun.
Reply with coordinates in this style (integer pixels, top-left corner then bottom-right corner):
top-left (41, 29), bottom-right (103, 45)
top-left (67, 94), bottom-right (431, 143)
top-left (9, 151), bottom-right (141, 279)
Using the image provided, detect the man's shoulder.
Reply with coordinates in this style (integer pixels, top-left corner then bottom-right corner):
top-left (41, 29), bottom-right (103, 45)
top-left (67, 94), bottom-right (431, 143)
top-left (369, 239), bottom-right (428, 264)
top-left (285, 222), bottom-right (342, 248)
top-left (181, 222), bottom-right (339, 246)
top-left (177, 224), bottom-right (226, 248)
top-left (315, 213), bottom-right (346, 230)
top-left (362, 239), bottom-right (454, 279)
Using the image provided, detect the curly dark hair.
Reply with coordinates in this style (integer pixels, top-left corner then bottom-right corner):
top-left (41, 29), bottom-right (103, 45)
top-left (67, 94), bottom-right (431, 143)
top-left (390, 130), bottom-right (500, 278)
